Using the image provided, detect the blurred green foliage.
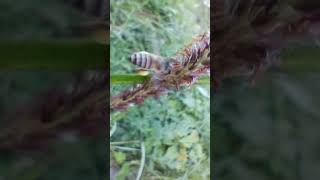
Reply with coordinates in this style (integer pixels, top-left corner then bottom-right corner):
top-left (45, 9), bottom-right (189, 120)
top-left (0, 0), bottom-right (96, 40)
top-left (0, 0), bottom-right (106, 70)
top-left (0, 139), bottom-right (106, 180)
top-left (0, 0), bottom-right (107, 179)
top-left (213, 72), bottom-right (320, 180)
top-left (110, 0), bottom-right (210, 179)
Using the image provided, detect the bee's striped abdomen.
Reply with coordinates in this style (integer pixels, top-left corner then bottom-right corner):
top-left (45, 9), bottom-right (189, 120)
top-left (135, 52), bottom-right (152, 69)
top-left (129, 51), bottom-right (164, 71)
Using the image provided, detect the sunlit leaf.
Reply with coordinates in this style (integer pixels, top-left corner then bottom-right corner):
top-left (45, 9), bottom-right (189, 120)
top-left (180, 131), bottom-right (200, 148)
top-left (113, 151), bottom-right (126, 164)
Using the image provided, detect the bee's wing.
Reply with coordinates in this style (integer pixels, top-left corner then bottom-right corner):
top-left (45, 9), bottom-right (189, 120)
top-left (136, 68), bottom-right (150, 76)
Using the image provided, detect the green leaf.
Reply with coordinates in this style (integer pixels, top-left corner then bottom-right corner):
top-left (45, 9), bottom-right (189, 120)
top-left (189, 144), bottom-right (205, 161)
top-left (115, 163), bottom-right (130, 180)
top-left (113, 151), bottom-right (126, 164)
top-left (179, 131), bottom-right (199, 148)
top-left (196, 86), bottom-right (210, 98)
top-left (182, 96), bottom-right (196, 108)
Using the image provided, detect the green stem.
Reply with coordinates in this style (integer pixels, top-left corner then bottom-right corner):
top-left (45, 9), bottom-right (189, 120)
top-left (111, 74), bottom-right (210, 85)
top-left (111, 74), bottom-right (151, 84)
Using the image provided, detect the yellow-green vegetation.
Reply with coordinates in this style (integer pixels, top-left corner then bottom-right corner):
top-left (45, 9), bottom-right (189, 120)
top-left (110, 0), bottom-right (210, 179)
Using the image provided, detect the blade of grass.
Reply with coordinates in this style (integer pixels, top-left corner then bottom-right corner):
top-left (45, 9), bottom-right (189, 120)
top-left (136, 142), bottom-right (145, 180)
top-left (112, 146), bottom-right (140, 152)
top-left (111, 74), bottom-right (210, 85)
top-left (111, 74), bottom-right (151, 84)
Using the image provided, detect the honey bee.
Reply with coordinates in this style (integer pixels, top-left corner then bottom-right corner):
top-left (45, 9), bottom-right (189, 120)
top-left (128, 51), bottom-right (172, 74)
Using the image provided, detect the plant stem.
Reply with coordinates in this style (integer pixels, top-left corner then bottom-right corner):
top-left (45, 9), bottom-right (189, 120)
top-left (111, 74), bottom-right (151, 84)
top-left (111, 74), bottom-right (210, 85)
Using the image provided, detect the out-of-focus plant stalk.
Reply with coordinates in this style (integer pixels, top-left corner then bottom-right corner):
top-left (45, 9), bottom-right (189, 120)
top-left (0, 40), bottom-right (107, 70)
top-left (213, 0), bottom-right (320, 85)
top-left (111, 74), bottom-right (210, 84)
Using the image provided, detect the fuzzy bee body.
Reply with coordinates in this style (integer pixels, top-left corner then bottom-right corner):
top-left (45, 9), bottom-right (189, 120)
top-left (129, 51), bottom-right (171, 74)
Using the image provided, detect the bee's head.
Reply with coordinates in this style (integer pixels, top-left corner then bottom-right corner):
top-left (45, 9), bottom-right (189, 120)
top-left (159, 61), bottom-right (171, 74)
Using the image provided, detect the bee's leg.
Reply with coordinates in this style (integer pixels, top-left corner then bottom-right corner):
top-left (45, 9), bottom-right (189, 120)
top-left (171, 79), bottom-right (180, 91)
top-left (170, 61), bottom-right (183, 72)
top-left (186, 77), bottom-right (196, 89)
top-left (186, 81), bottom-right (193, 88)
top-left (175, 82), bottom-right (180, 90)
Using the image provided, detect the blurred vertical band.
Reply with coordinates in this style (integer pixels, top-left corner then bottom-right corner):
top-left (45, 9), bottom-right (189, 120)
top-left (0, 40), bottom-right (107, 70)
top-left (0, 0), bottom-right (109, 179)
